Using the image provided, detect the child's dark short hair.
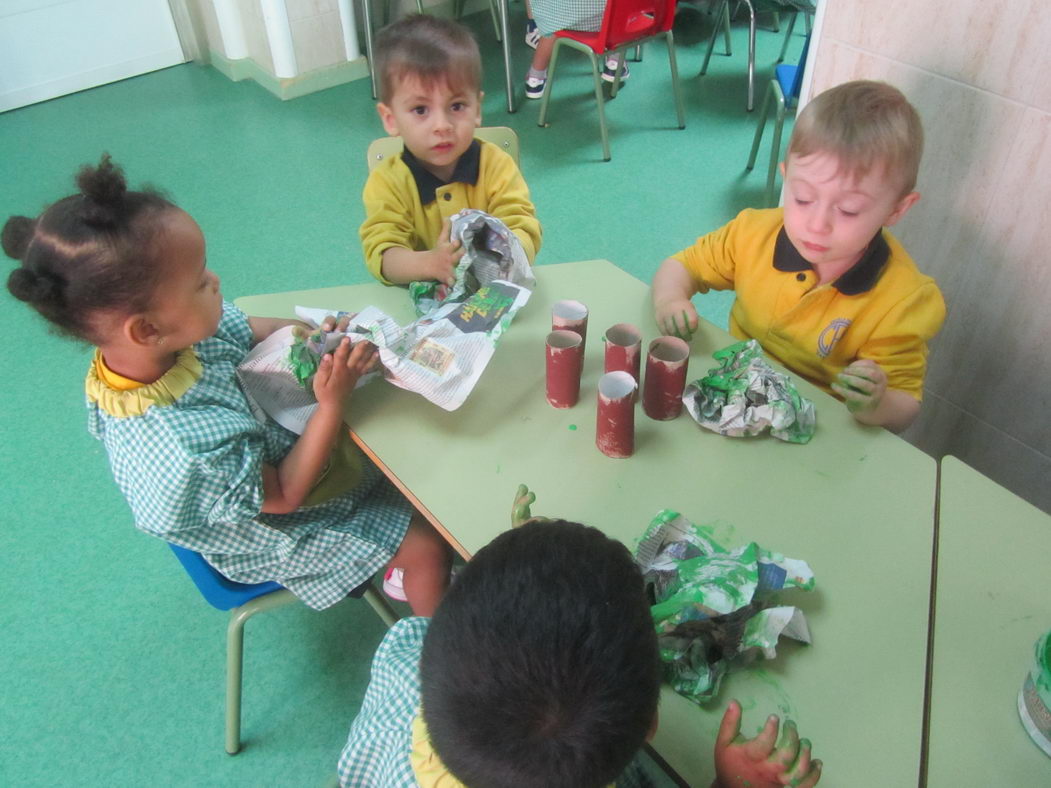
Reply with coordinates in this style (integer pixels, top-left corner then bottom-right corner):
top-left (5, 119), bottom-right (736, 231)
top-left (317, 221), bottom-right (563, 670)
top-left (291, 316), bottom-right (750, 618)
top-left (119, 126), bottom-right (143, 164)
top-left (3, 154), bottom-right (176, 343)
top-left (420, 520), bottom-right (661, 788)
top-left (374, 14), bottom-right (482, 105)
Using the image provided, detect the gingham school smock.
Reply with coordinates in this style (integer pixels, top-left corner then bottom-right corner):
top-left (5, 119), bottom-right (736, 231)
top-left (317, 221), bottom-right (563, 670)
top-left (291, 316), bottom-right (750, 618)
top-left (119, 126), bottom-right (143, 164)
top-left (532, 0), bottom-right (606, 35)
top-left (337, 618), bottom-right (656, 788)
top-left (86, 301), bottom-right (410, 610)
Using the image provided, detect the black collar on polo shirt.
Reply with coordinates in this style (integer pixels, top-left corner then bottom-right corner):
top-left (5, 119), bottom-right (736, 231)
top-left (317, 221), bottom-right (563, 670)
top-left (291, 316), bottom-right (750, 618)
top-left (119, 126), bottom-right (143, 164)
top-left (400, 139), bottom-right (481, 205)
top-left (772, 227), bottom-right (890, 295)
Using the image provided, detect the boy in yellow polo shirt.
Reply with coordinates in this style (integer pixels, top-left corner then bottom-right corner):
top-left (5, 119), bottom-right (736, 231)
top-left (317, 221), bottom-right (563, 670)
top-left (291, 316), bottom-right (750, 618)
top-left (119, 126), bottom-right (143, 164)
top-left (361, 15), bottom-right (541, 287)
top-left (651, 81), bottom-right (945, 432)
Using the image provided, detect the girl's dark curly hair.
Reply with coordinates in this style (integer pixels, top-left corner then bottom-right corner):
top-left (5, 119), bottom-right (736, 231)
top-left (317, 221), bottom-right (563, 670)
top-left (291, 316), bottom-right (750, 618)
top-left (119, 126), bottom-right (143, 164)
top-left (5, 154), bottom-right (177, 343)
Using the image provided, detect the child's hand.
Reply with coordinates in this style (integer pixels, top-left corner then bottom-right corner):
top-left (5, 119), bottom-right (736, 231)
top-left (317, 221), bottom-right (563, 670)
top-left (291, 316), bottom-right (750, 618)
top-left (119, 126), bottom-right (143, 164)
top-left (712, 701), bottom-right (821, 788)
top-left (423, 219), bottom-right (463, 286)
top-left (655, 298), bottom-right (699, 341)
top-left (512, 484), bottom-right (537, 528)
top-left (312, 338), bottom-right (377, 409)
top-left (831, 359), bottom-right (887, 415)
top-left (511, 484), bottom-right (554, 528)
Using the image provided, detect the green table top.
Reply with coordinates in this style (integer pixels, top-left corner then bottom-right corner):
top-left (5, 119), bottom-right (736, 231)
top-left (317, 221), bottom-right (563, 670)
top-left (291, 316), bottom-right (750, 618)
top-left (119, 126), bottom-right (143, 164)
top-left (237, 260), bottom-right (937, 787)
top-left (925, 456), bottom-right (1051, 786)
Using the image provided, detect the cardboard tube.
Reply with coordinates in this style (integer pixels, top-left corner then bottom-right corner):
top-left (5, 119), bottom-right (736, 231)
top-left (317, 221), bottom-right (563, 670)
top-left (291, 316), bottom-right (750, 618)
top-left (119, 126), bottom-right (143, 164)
top-left (596, 371), bottom-right (637, 458)
top-left (546, 330), bottom-right (583, 408)
top-left (642, 336), bottom-right (690, 420)
top-left (552, 299), bottom-right (589, 345)
top-left (604, 323), bottom-right (642, 382)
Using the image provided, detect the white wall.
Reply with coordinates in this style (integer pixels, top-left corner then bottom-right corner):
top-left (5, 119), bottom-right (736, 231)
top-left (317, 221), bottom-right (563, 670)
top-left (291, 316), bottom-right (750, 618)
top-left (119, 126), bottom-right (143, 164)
top-left (0, 0), bottom-right (185, 113)
top-left (806, 0), bottom-right (1051, 513)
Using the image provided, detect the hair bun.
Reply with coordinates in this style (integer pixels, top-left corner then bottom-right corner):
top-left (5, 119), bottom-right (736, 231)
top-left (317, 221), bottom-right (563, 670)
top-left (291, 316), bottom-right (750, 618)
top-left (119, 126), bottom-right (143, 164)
top-left (76, 153), bottom-right (128, 228)
top-left (7, 265), bottom-right (58, 305)
top-left (2, 215), bottom-right (35, 260)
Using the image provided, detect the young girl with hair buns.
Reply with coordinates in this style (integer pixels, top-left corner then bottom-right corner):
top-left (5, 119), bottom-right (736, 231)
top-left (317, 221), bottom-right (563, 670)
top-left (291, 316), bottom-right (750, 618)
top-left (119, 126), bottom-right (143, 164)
top-left (4, 155), bottom-right (451, 616)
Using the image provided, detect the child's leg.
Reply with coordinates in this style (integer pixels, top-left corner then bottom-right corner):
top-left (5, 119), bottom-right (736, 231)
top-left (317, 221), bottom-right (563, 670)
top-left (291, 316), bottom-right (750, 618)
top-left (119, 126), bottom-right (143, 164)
top-left (389, 511), bottom-right (452, 617)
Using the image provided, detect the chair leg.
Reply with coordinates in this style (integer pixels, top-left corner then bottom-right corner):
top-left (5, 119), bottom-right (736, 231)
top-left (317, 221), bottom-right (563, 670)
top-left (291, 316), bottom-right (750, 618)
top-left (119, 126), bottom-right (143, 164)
top-left (609, 49), bottom-right (626, 98)
top-left (537, 39), bottom-right (563, 127)
top-left (489, 0), bottom-right (502, 41)
top-left (362, 0), bottom-right (378, 100)
top-left (777, 11), bottom-right (797, 63)
top-left (665, 31), bottom-right (686, 130)
top-left (362, 584), bottom-right (400, 628)
top-left (224, 589), bottom-right (297, 755)
top-left (721, 0), bottom-right (732, 55)
top-left (588, 51), bottom-right (612, 161)
top-left (744, 0), bottom-right (756, 111)
top-left (700, 0), bottom-right (729, 76)
top-left (766, 88), bottom-right (788, 207)
top-left (746, 79), bottom-right (774, 171)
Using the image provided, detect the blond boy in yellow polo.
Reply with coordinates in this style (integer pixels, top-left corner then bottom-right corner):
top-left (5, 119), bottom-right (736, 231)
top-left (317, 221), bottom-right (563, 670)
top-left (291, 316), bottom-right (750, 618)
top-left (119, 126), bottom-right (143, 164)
top-left (651, 80), bottom-right (945, 432)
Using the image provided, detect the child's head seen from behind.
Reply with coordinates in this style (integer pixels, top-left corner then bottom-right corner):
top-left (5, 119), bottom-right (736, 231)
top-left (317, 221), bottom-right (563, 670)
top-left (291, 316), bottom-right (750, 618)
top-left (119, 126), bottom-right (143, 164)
top-left (4, 155), bottom-right (221, 351)
top-left (780, 81), bottom-right (924, 271)
top-left (374, 15), bottom-right (483, 181)
top-left (419, 520), bottom-right (661, 788)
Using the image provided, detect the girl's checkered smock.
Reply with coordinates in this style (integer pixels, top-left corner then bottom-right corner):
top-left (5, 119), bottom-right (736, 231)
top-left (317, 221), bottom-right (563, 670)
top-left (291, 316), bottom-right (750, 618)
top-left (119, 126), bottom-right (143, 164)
top-left (533, 0), bottom-right (606, 36)
top-left (86, 301), bottom-right (410, 610)
top-left (337, 618), bottom-right (657, 787)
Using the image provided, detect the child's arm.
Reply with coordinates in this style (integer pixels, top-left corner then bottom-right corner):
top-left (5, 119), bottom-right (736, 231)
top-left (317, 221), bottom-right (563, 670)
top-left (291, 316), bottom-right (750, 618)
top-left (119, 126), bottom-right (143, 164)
top-left (712, 701), bottom-right (821, 788)
top-left (260, 338), bottom-right (377, 514)
top-left (481, 150), bottom-right (542, 262)
top-left (652, 257), bottom-right (701, 340)
top-left (247, 316), bottom-right (312, 346)
top-left (832, 360), bottom-right (920, 432)
top-left (379, 218), bottom-right (462, 286)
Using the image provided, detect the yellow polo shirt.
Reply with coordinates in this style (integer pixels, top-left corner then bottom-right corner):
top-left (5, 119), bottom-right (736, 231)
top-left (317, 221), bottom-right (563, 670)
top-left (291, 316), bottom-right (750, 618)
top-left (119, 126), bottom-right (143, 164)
top-left (360, 138), bottom-right (542, 284)
top-left (673, 208), bottom-right (946, 399)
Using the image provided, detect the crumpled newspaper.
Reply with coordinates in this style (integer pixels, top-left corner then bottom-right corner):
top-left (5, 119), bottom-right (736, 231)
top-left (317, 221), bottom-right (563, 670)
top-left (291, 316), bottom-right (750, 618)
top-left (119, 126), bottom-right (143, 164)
top-left (409, 209), bottom-right (536, 317)
top-left (634, 510), bottom-right (814, 704)
top-left (683, 339), bottom-right (816, 444)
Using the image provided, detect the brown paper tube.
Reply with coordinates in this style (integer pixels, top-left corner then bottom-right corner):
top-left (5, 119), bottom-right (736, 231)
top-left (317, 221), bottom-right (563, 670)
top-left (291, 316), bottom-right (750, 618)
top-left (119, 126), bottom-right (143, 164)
top-left (603, 322), bottom-right (642, 383)
top-left (642, 336), bottom-right (690, 420)
top-left (551, 300), bottom-right (589, 345)
top-left (546, 330), bottom-right (584, 408)
top-left (596, 371), bottom-right (637, 458)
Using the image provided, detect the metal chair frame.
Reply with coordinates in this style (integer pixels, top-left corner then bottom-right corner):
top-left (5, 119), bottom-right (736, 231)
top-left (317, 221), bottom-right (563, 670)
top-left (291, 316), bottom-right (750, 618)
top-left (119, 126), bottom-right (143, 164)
top-left (536, 0), bottom-right (685, 162)
top-left (168, 544), bottom-right (399, 754)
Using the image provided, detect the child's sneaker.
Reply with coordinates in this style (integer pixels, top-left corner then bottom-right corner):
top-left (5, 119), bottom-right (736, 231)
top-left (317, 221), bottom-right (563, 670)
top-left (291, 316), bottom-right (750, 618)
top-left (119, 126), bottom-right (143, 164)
top-left (525, 19), bottom-right (541, 49)
top-left (525, 75), bottom-right (546, 99)
top-left (383, 567), bottom-right (407, 602)
top-left (601, 56), bottom-right (630, 84)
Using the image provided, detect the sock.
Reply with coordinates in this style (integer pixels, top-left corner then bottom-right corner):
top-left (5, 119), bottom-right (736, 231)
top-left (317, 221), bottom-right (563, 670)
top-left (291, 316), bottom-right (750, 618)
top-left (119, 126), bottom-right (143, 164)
top-left (527, 67), bottom-right (547, 81)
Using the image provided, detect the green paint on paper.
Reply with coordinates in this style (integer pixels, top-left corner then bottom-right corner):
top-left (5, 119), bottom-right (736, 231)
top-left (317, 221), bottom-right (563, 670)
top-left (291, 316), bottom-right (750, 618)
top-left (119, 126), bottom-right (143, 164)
top-left (568, 424), bottom-right (577, 431)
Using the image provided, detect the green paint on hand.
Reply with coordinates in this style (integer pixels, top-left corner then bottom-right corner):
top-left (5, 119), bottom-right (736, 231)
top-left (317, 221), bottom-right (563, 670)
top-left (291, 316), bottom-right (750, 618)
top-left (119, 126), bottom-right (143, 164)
top-left (568, 424), bottom-right (577, 431)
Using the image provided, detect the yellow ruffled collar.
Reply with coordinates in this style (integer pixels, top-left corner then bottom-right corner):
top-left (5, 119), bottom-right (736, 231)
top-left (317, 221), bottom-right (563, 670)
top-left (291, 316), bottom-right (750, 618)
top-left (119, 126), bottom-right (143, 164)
top-left (410, 711), bottom-right (615, 788)
top-left (86, 348), bottom-right (203, 418)
top-left (410, 712), bottom-right (468, 788)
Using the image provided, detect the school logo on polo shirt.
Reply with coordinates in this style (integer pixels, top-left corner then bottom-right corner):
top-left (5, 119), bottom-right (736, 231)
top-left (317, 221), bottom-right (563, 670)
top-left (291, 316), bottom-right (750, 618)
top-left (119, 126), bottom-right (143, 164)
top-left (817, 318), bottom-right (852, 358)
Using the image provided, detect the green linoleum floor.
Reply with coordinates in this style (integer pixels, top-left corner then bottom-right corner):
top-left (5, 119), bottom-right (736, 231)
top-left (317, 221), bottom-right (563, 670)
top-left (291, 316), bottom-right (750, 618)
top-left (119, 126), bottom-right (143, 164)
top-left (0, 7), bottom-right (802, 786)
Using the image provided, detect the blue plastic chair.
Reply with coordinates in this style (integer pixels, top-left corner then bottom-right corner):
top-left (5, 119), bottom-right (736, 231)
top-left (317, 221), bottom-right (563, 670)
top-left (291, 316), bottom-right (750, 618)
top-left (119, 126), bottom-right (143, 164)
top-left (745, 34), bottom-right (810, 206)
top-left (168, 543), bottom-right (399, 754)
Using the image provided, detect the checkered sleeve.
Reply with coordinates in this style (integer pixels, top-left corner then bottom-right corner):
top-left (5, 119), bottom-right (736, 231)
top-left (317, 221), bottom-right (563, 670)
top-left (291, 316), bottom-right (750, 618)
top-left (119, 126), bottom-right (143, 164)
top-left (338, 617), bottom-right (430, 788)
top-left (212, 300), bottom-right (254, 351)
top-left (110, 406), bottom-right (271, 552)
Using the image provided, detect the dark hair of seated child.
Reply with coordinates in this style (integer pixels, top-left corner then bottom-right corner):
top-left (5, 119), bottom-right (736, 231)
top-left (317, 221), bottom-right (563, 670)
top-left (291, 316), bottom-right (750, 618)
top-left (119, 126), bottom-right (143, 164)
top-left (419, 519), bottom-right (662, 788)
